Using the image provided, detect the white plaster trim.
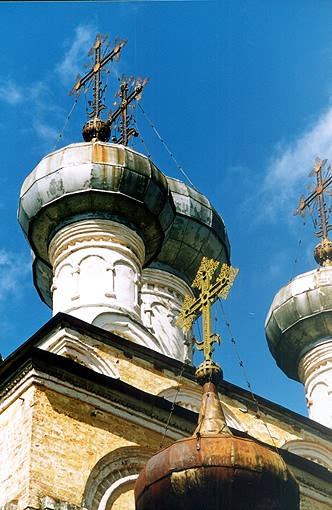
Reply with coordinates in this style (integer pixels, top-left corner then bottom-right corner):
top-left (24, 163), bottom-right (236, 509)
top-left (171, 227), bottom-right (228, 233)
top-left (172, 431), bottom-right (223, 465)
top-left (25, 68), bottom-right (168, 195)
top-left (282, 439), bottom-right (332, 471)
top-left (0, 372), bottom-right (36, 414)
top-left (300, 483), bottom-right (332, 505)
top-left (92, 311), bottom-right (163, 352)
top-left (39, 329), bottom-right (120, 379)
top-left (97, 474), bottom-right (138, 510)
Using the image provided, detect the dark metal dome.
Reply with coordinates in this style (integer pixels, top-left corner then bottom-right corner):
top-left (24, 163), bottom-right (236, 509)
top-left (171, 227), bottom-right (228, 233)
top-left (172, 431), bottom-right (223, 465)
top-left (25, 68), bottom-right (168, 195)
top-left (135, 381), bottom-right (300, 510)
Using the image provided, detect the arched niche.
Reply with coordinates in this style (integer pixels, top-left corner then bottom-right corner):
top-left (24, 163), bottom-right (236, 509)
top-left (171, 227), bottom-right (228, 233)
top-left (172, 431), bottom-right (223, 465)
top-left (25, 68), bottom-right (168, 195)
top-left (41, 332), bottom-right (120, 379)
top-left (282, 439), bottom-right (332, 471)
top-left (82, 445), bottom-right (155, 510)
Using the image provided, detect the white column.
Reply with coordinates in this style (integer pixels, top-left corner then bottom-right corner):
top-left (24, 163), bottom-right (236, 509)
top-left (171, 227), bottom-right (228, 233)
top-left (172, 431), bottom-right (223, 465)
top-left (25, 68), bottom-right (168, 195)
top-left (298, 342), bottom-right (332, 428)
top-left (48, 219), bottom-right (145, 324)
top-left (141, 268), bottom-right (194, 363)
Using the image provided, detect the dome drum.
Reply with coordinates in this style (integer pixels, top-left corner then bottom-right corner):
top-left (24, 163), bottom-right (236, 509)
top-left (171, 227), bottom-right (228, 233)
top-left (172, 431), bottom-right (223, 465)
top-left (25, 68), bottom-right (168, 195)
top-left (18, 142), bottom-right (175, 269)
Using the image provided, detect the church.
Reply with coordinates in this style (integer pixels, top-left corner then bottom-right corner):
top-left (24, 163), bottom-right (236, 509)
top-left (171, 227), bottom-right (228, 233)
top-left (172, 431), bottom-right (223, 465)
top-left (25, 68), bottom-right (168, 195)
top-left (0, 33), bottom-right (332, 510)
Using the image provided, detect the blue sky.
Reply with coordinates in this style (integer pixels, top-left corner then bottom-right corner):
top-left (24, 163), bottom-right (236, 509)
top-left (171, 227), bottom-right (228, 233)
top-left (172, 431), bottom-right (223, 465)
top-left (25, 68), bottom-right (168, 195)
top-left (1, 0), bottom-right (332, 418)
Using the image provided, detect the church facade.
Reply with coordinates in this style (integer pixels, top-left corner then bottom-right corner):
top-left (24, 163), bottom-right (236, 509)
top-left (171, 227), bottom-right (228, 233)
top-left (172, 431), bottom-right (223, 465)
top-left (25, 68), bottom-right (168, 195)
top-left (1, 35), bottom-right (332, 510)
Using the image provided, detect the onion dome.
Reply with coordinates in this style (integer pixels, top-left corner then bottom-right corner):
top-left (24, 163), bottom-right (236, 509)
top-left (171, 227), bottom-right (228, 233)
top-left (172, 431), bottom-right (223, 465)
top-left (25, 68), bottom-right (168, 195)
top-left (267, 157), bottom-right (332, 382)
top-left (135, 361), bottom-right (300, 510)
top-left (18, 141), bottom-right (175, 307)
top-left (149, 177), bottom-right (230, 288)
top-left (265, 267), bottom-right (332, 381)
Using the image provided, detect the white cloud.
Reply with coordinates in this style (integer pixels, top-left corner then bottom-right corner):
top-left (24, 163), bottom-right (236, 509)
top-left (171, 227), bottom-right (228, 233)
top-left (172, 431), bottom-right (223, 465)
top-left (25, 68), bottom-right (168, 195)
top-left (56, 24), bottom-right (97, 87)
top-left (1, 24), bottom-right (114, 148)
top-left (246, 106), bottom-right (332, 223)
top-left (0, 79), bottom-right (24, 105)
top-left (33, 120), bottom-right (59, 142)
top-left (0, 250), bottom-right (30, 303)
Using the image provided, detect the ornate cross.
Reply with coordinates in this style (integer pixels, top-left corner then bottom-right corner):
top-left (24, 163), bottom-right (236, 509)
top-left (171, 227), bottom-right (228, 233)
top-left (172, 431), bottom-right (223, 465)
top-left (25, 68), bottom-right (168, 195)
top-left (294, 156), bottom-right (332, 266)
top-left (70, 34), bottom-right (147, 145)
top-left (70, 33), bottom-right (127, 119)
top-left (177, 257), bottom-right (238, 362)
top-left (109, 75), bottom-right (148, 145)
top-left (294, 156), bottom-right (332, 238)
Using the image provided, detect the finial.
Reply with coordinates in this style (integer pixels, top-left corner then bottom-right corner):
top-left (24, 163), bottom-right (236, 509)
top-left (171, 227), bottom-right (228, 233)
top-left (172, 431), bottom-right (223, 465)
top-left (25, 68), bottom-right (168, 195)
top-left (294, 156), bottom-right (332, 266)
top-left (177, 257), bottom-right (238, 385)
top-left (70, 34), bottom-right (148, 145)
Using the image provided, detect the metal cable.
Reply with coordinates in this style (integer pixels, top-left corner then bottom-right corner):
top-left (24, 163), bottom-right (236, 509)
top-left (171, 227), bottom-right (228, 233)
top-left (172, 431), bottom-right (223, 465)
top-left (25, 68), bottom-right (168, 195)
top-left (137, 103), bottom-right (198, 191)
top-left (218, 299), bottom-right (280, 453)
top-left (291, 217), bottom-right (306, 280)
top-left (53, 92), bottom-right (80, 151)
top-left (132, 116), bottom-right (151, 157)
top-left (158, 362), bottom-right (186, 450)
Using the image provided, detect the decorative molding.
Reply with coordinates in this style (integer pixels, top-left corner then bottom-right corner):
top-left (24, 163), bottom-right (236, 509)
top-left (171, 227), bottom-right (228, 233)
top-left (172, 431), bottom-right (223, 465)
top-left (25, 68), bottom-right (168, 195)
top-left (141, 268), bottom-right (194, 363)
top-left (39, 329), bottom-right (120, 379)
top-left (82, 446), bottom-right (154, 510)
top-left (282, 439), bottom-right (332, 472)
top-left (92, 312), bottom-right (163, 352)
top-left (49, 220), bottom-right (145, 268)
top-left (97, 474), bottom-right (137, 510)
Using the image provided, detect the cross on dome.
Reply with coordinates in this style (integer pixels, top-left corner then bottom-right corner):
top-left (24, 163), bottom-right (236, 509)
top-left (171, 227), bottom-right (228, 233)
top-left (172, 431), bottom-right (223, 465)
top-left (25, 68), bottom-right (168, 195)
top-left (69, 33), bottom-right (147, 144)
top-left (294, 156), bottom-right (332, 266)
top-left (177, 256), bottom-right (238, 383)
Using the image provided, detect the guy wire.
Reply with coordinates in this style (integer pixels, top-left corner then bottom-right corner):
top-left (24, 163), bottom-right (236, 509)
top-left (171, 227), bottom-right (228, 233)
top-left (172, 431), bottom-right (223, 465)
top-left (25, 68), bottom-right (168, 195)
top-left (138, 103), bottom-right (198, 191)
top-left (218, 299), bottom-right (279, 453)
top-left (53, 92), bottom-right (80, 151)
top-left (291, 216), bottom-right (306, 280)
top-left (158, 361), bottom-right (186, 451)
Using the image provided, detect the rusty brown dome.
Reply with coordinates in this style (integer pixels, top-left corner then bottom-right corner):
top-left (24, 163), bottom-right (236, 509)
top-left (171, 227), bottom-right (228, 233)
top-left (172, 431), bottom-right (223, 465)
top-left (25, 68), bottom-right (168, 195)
top-left (134, 382), bottom-right (300, 510)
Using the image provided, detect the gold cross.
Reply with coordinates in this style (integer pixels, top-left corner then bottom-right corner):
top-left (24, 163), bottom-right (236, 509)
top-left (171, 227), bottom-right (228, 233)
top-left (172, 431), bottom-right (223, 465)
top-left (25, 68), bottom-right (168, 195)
top-left (177, 257), bottom-right (238, 362)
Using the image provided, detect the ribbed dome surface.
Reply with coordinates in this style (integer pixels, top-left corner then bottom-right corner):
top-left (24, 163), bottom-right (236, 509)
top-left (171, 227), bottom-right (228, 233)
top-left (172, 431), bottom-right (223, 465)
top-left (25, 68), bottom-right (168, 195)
top-left (150, 177), bottom-right (230, 287)
top-left (265, 267), bottom-right (332, 380)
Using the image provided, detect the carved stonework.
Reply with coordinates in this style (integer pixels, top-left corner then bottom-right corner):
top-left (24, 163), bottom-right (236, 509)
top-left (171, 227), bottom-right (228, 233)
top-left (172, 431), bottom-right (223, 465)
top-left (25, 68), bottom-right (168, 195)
top-left (141, 268), bottom-right (194, 363)
top-left (39, 329), bottom-right (121, 379)
top-left (48, 219), bottom-right (145, 324)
